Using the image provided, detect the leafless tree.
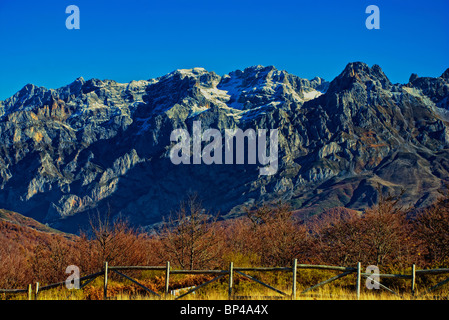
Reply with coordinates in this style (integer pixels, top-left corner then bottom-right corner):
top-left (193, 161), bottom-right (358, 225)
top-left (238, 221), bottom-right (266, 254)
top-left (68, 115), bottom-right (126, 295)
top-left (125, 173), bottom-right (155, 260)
top-left (157, 193), bottom-right (223, 270)
top-left (245, 201), bottom-right (310, 266)
top-left (413, 185), bottom-right (449, 266)
top-left (78, 208), bottom-right (143, 271)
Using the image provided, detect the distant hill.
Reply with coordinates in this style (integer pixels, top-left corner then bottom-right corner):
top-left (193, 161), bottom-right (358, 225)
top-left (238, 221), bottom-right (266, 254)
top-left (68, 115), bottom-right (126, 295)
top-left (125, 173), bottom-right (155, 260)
top-left (0, 208), bottom-right (71, 239)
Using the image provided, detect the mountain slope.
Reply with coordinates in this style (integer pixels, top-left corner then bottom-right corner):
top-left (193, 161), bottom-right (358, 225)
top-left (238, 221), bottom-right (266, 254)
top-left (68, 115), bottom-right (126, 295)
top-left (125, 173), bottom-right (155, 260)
top-left (0, 62), bottom-right (448, 233)
top-left (0, 208), bottom-right (64, 234)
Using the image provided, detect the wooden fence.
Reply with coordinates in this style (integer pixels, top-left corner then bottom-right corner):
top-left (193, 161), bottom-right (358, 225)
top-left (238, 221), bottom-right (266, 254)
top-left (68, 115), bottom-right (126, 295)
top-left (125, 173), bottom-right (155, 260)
top-left (2, 260), bottom-right (449, 300)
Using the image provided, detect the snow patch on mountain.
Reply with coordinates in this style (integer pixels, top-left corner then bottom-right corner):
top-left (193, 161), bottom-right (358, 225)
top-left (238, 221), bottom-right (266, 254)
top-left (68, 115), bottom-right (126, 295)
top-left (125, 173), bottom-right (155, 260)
top-left (303, 89), bottom-right (323, 100)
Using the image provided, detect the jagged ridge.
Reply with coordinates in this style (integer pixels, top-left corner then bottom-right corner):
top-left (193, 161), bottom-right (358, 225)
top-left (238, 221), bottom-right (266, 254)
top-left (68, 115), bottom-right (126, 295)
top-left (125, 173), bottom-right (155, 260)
top-left (0, 62), bottom-right (448, 233)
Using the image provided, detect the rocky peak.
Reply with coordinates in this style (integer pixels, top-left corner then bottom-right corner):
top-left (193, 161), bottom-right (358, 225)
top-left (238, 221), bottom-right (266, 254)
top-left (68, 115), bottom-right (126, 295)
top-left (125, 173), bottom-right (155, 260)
top-left (327, 62), bottom-right (392, 94)
top-left (370, 64), bottom-right (392, 89)
top-left (2, 83), bottom-right (50, 115)
top-left (218, 65), bottom-right (328, 110)
top-left (407, 69), bottom-right (449, 110)
top-left (70, 76), bottom-right (86, 89)
top-left (20, 83), bottom-right (37, 94)
top-left (236, 65), bottom-right (300, 89)
top-left (441, 68), bottom-right (449, 80)
top-left (161, 68), bottom-right (219, 85)
top-left (56, 77), bottom-right (86, 100)
top-left (80, 78), bottom-right (111, 94)
top-left (315, 62), bottom-right (395, 123)
top-left (409, 73), bottom-right (419, 83)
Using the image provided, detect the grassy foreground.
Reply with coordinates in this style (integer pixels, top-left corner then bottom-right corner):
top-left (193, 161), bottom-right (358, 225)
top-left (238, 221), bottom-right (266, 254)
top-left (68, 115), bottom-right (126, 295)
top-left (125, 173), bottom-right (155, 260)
top-left (4, 276), bottom-right (449, 300)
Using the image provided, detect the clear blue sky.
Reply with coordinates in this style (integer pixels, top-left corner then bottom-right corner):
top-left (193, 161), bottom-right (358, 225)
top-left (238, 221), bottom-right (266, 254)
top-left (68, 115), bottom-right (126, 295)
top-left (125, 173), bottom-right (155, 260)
top-left (0, 0), bottom-right (448, 100)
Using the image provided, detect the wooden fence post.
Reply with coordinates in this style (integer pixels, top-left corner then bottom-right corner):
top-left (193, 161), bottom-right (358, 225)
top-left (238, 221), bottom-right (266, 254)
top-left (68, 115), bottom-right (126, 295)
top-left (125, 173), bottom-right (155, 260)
top-left (103, 261), bottom-right (108, 300)
top-left (228, 262), bottom-right (234, 300)
top-left (165, 261), bottom-right (170, 299)
top-left (28, 284), bottom-right (32, 300)
top-left (356, 262), bottom-right (361, 300)
top-left (35, 282), bottom-right (39, 300)
top-left (411, 264), bottom-right (416, 296)
top-left (292, 259), bottom-right (297, 300)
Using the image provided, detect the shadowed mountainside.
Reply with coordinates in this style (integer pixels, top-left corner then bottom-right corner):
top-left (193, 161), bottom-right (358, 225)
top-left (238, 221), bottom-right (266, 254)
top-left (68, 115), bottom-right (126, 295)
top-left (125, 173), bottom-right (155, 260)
top-left (0, 62), bottom-right (448, 233)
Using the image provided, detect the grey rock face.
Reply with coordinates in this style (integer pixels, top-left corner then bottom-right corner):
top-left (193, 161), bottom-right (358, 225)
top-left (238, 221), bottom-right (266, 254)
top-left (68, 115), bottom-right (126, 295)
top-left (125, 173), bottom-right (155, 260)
top-left (0, 62), bottom-right (448, 233)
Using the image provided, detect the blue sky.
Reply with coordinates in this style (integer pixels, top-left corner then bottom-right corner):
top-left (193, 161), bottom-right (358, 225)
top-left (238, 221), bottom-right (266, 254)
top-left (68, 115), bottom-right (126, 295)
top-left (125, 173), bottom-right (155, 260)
top-left (0, 0), bottom-right (448, 100)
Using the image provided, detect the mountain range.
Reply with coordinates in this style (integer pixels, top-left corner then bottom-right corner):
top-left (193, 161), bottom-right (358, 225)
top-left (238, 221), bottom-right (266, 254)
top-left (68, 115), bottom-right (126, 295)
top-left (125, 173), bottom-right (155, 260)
top-left (0, 62), bottom-right (448, 233)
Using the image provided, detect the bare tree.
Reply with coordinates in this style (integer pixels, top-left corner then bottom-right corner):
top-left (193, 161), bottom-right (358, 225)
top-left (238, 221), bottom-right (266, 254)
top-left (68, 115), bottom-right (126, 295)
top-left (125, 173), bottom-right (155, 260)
top-left (360, 197), bottom-right (410, 266)
top-left (157, 193), bottom-right (223, 270)
top-left (78, 209), bottom-right (143, 271)
top-left (308, 207), bottom-right (363, 266)
top-left (413, 185), bottom-right (449, 266)
top-left (245, 201), bottom-right (309, 266)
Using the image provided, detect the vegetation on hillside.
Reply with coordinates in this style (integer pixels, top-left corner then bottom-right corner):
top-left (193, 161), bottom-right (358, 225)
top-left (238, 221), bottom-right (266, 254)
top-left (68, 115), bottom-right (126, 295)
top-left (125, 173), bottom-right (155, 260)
top-left (1, 187), bottom-right (449, 299)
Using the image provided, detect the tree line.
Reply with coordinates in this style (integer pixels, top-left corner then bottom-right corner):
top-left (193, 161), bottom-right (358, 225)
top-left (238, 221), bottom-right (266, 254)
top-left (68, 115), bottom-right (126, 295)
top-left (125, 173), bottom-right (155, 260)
top-left (1, 188), bottom-right (449, 290)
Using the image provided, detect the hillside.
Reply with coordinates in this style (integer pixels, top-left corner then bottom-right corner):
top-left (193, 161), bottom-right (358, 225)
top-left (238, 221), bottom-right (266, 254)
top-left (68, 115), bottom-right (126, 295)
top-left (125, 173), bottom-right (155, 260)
top-left (0, 208), bottom-right (63, 235)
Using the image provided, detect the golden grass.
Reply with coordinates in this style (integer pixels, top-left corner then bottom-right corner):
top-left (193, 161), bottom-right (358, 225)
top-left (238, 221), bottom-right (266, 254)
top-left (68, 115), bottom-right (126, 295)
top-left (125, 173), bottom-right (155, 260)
top-left (5, 281), bottom-right (448, 301)
top-left (3, 271), bottom-right (449, 301)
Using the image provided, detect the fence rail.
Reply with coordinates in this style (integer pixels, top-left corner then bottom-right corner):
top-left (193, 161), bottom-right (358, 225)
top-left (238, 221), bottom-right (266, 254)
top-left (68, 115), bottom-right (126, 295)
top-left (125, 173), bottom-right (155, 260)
top-left (1, 261), bottom-right (449, 300)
